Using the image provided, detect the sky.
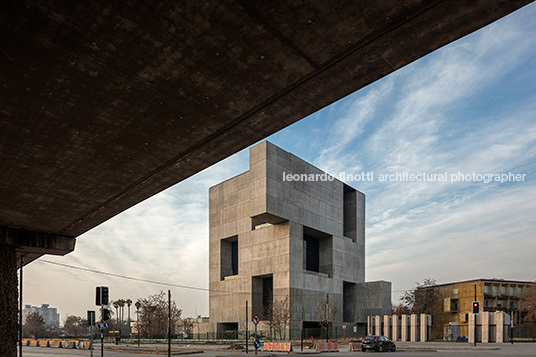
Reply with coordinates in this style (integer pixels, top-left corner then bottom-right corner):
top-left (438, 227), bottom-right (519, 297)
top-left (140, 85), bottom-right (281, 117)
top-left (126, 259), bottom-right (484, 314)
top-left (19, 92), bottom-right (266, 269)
top-left (22, 3), bottom-right (536, 323)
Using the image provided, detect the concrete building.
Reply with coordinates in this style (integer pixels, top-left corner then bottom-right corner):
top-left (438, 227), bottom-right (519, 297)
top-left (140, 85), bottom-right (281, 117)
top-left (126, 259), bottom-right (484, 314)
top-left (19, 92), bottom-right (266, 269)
top-left (422, 279), bottom-right (535, 340)
top-left (208, 141), bottom-right (390, 337)
top-left (22, 304), bottom-right (59, 329)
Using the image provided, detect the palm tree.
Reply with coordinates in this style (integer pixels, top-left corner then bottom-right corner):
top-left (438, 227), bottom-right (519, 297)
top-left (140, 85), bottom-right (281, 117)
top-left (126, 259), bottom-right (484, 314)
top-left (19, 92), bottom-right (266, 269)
top-left (126, 299), bottom-right (133, 333)
top-left (135, 300), bottom-right (142, 345)
top-left (112, 300), bottom-right (120, 327)
top-left (117, 299), bottom-right (125, 334)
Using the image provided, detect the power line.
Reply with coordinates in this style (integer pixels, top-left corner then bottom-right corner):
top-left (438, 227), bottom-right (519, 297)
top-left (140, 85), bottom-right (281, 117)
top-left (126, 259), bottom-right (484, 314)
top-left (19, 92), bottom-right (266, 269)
top-left (40, 259), bottom-right (210, 292)
top-left (39, 259), bottom-right (410, 296)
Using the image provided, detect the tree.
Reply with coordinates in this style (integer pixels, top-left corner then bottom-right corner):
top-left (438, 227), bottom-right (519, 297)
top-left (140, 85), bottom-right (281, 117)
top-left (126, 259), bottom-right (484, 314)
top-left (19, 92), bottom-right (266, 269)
top-left (179, 318), bottom-right (195, 338)
top-left (137, 292), bottom-right (182, 337)
top-left (391, 303), bottom-right (411, 315)
top-left (264, 295), bottom-right (292, 340)
top-left (400, 278), bottom-right (439, 314)
top-left (126, 299), bottom-right (133, 330)
top-left (315, 298), bottom-right (339, 325)
top-left (520, 286), bottom-right (536, 322)
top-left (112, 300), bottom-right (120, 326)
top-left (63, 315), bottom-right (87, 337)
top-left (117, 299), bottom-right (125, 333)
top-left (24, 311), bottom-right (46, 338)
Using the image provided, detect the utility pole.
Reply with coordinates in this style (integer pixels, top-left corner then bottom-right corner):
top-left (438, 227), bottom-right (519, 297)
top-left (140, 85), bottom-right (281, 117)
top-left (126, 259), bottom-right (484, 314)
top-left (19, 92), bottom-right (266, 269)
top-left (168, 290), bottom-right (171, 357)
top-left (245, 300), bottom-right (248, 354)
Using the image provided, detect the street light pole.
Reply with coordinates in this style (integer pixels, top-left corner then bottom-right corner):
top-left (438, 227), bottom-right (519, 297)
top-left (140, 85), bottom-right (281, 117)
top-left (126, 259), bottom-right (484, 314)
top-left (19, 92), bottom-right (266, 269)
top-left (473, 285), bottom-right (476, 347)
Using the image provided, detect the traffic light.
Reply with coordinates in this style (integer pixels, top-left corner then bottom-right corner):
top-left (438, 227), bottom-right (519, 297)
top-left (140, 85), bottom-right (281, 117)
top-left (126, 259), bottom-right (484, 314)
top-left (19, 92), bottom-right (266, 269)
top-left (322, 320), bottom-right (328, 327)
top-left (472, 301), bottom-right (480, 314)
top-left (87, 311), bottom-right (95, 326)
top-left (96, 286), bottom-right (109, 306)
top-left (101, 286), bottom-right (109, 305)
top-left (103, 308), bottom-right (111, 321)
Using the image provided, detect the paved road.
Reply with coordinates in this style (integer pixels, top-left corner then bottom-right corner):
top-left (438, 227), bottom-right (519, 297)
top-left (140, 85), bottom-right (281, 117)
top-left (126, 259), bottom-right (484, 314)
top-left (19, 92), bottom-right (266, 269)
top-left (18, 342), bottom-right (536, 357)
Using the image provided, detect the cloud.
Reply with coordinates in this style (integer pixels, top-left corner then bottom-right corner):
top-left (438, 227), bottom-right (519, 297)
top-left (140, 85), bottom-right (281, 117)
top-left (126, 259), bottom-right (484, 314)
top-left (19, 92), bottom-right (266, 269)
top-left (24, 149), bottom-right (250, 318)
top-left (306, 3), bottom-right (536, 299)
top-left (23, 3), bottom-right (536, 319)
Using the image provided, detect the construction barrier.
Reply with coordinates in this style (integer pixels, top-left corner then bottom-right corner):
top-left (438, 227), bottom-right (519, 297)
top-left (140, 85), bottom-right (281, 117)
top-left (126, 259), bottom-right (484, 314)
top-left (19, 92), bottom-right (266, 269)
top-left (263, 342), bottom-right (278, 351)
top-left (315, 341), bottom-right (339, 352)
top-left (79, 341), bottom-right (92, 350)
top-left (49, 340), bottom-right (61, 348)
top-left (26, 339), bottom-right (91, 349)
top-left (280, 342), bottom-right (292, 352)
top-left (349, 342), bottom-right (362, 351)
top-left (65, 340), bottom-right (78, 348)
top-left (262, 342), bottom-right (292, 352)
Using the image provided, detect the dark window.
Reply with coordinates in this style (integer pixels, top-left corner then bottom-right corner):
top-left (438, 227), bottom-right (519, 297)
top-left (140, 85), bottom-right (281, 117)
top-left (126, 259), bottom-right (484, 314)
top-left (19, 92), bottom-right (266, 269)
top-left (220, 236), bottom-right (238, 280)
top-left (302, 226), bottom-right (333, 277)
top-left (343, 282), bottom-right (356, 322)
top-left (231, 241), bottom-right (238, 275)
top-left (303, 234), bottom-right (320, 272)
top-left (343, 184), bottom-right (357, 241)
top-left (263, 277), bottom-right (273, 319)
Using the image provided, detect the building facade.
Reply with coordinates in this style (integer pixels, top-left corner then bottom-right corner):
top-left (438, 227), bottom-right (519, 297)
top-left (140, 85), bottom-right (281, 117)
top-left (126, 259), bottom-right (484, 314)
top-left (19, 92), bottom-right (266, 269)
top-left (425, 279), bottom-right (535, 339)
top-left (22, 304), bottom-right (59, 329)
top-left (208, 141), bottom-right (390, 337)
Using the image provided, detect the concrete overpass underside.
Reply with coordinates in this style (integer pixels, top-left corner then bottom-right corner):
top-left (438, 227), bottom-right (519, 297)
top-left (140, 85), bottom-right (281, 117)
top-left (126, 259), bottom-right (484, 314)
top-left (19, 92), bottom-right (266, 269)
top-left (0, 1), bottom-right (533, 355)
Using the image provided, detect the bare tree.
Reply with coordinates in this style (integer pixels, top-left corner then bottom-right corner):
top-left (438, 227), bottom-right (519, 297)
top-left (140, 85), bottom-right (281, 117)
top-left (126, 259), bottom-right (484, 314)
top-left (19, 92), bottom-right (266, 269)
top-left (264, 295), bottom-right (292, 340)
top-left (521, 286), bottom-right (536, 321)
top-left (315, 298), bottom-right (339, 325)
top-left (400, 278), bottom-right (439, 314)
top-left (180, 318), bottom-right (195, 338)
top-left (391, 303), bottom-right (411, 315)
top-left (137, 291), bottom-right (182, 337)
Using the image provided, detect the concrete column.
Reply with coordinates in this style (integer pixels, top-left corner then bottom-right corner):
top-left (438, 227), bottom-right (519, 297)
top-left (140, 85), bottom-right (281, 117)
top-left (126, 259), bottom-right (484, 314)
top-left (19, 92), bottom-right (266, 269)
top-left (420, 314), bottom-right (428, 342)
top-left (0, 244), bottom-right (18, 357)
top-left (468, 313), bottom-right (475, 344)
top-left (375, 315), bottom-right (381, 336)
top-left (383, 315), bottom-right (391, 339)
top-left (367, 316), bottom-right (372, 335)
top-left (392, 315), bottom-right (399, 341)
top-left (401, 314), bottom-right (408, 342)
top-left (481, 311), bottom-right (490, 343)
top-left (0, 227), bottom-right (75, 357)
top-left (410, 314), bottom-right (418, 342)
top-left (495, 311), bottom-right (504, 343)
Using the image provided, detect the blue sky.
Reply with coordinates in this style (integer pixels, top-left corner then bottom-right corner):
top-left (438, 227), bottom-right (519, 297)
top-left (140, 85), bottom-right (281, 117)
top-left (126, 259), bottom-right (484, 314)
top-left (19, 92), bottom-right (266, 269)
top-left (23, 3), bottom-right (536, 321)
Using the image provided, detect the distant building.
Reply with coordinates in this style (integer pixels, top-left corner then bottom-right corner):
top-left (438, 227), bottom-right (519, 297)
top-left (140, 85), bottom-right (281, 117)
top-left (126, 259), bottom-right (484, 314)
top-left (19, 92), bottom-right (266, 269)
top-left (208, 141), bottom-right (391, 337)
top-left (22, 304), bottom-right (60, 329)
top-left (423, 279), bottom-right (535, 339)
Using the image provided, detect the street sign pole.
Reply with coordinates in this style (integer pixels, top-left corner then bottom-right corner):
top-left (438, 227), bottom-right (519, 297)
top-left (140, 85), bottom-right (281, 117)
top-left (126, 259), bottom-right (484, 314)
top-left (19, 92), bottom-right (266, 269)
top-left (90, 324), bottom-right (94, 357)
top-left (252, 314), bottom-right (260, 356)
top-left (101, 306), bottom-right (104, 357)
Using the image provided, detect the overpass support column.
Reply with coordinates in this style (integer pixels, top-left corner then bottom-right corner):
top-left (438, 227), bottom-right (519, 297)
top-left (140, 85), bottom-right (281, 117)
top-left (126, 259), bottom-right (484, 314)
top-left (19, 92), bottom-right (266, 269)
top-left (0, 243), bottom-right (17, 357)
top-left (0, 227), bottom-right (76, 356)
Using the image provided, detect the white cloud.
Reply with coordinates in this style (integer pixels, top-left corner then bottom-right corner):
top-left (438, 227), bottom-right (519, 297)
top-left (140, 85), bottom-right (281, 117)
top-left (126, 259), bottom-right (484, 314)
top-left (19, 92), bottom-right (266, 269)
top-left (24, 149), bottom-right (249, 318)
